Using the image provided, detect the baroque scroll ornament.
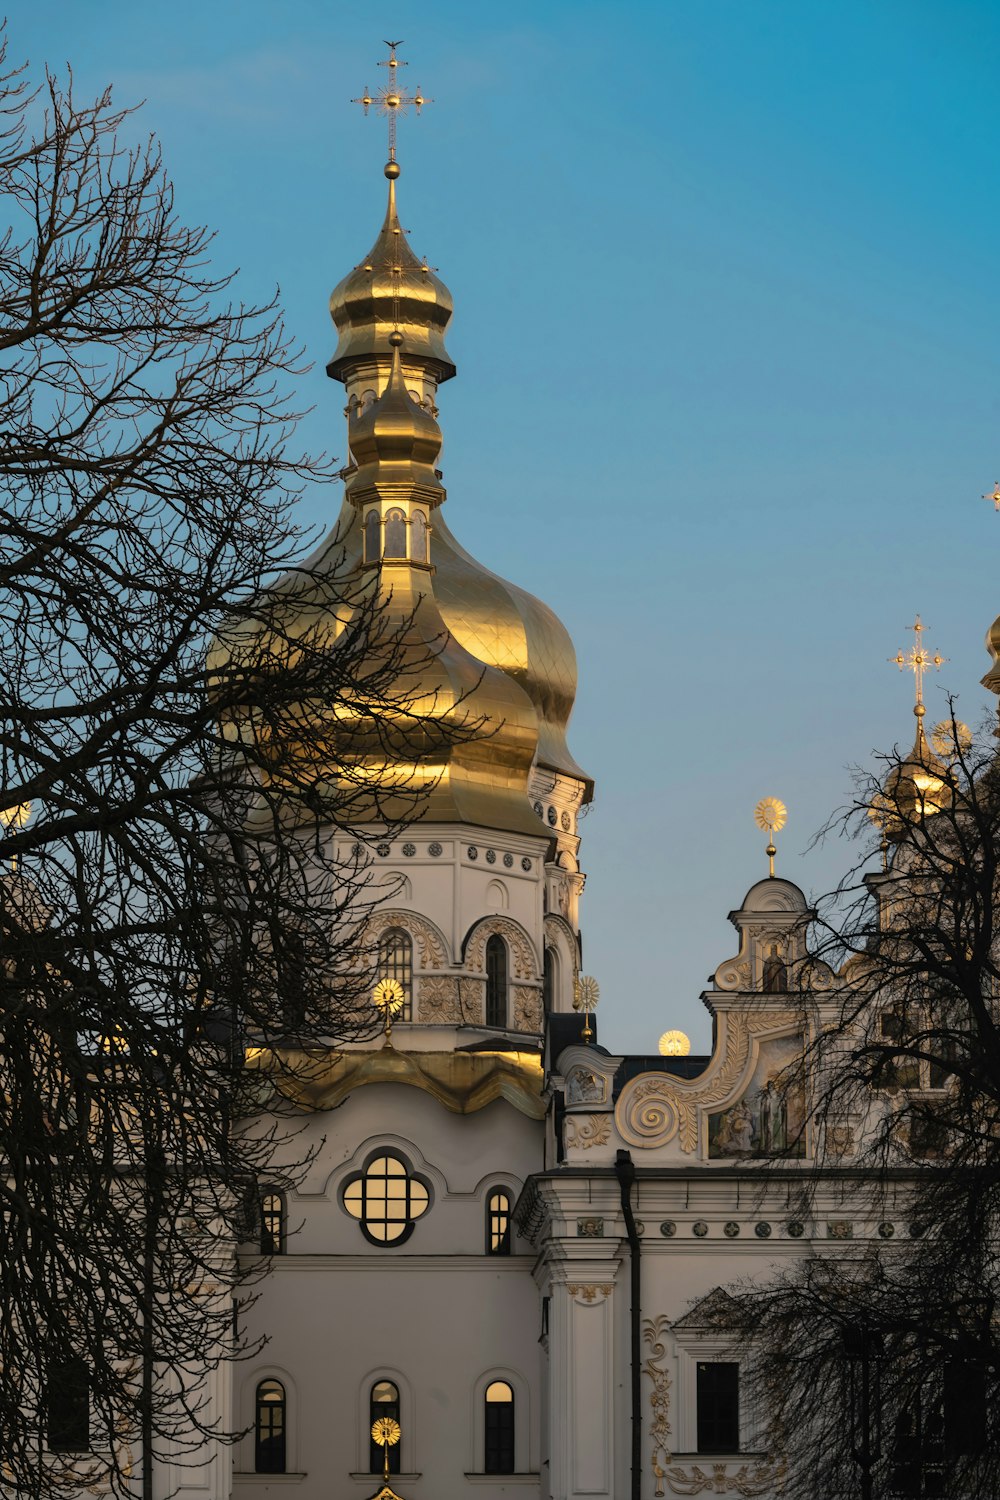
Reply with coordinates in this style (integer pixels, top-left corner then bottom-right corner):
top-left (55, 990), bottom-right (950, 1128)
top-left (616, 1014), bottom-right (787, 1152)
top-left (564, 1113), bottom-right (611, 1150)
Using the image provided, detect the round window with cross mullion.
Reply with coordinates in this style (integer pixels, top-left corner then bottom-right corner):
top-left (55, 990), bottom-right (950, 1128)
top-left (342, 1152), bottom-right (431, 1246)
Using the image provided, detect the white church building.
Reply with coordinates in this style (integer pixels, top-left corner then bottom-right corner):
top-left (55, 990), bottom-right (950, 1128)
top-left (158, 50), bottom-right (947, 1500)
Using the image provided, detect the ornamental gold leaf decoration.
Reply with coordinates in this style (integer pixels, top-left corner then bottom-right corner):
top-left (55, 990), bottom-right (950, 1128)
top-left (643, 1315), bottom-right (672, 1497)
top-left (666, 1459), bottom-right (786, 1496)
top-left (566, 1284), bottom-right (614, 1303)
top-left (564, 1113), bottom-right (612, 1150)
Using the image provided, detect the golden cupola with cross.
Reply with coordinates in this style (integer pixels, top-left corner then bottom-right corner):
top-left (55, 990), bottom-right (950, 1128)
top-left (315, 42), bottom-right (592, 837)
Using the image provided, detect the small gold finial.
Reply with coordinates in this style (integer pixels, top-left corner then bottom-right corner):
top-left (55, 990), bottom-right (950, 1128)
top-left (372, 978), bottom-right (405, 1047)
top-left (984, 482), bottom-right (1000, 512)
top-left (889, 617), bottom-right (946, 738)
top-left (352, 41), bottom-right (433, 171)
top-left (573, 975), bottom-right (600, 1044)
top-left (371, 1415), bottom-right (401, 1483)
top-left (0, 801), bottom-right (31, 872)
top-left (754, 797), bottom-right (787, 878)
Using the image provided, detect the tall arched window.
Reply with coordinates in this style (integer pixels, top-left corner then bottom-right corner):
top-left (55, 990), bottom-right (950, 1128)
top-left (378, 928), bottom-right (412, 1021)
top-left (255, 1380), bottom-right (286, 1473)
top-left (260, 1189), bottom-right (285, 1256)
top-left (410, 510), bottom-right (428, 563)
top-left (485, 935), bottom-right (508, 1028)
top-left (484, 1381), bottom-right (515, 1474)
top-left (383, 508), bottom-right (407, 559)
top-left (369, 1380), bottom-right (401, 1474)
top-left (543, 947), bottom-right (557, 1014)
top-left (364, 509), bottom-right (381, 564)
top-left (486, 1188), bottom-right (512, 1255)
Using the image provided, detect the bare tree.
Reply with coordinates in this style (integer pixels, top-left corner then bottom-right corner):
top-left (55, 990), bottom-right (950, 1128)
top-left (0, 39), bottom-right (471, 1498)
top-left (721, 712), bottom-right (1000, 1498)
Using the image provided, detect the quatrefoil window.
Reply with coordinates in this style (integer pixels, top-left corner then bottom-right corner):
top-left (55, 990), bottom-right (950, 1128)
top-left (343, 1153), bottom-right (431, 1246)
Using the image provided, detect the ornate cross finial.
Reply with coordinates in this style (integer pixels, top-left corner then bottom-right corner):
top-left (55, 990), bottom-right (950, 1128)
top-left (984, 482), bottom-right (1000, 512)
top-left (889, 617), bottom-right (946, 721)
top-left (352, 41), bottom-right (432, 168)
top-left (573, 975), bottom-right (600, 1044)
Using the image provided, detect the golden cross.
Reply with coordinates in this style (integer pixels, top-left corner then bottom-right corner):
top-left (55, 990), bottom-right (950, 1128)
top-left (984, 481), bottom-right (1000, 512)
top-left (352, 41), bottom-right (432, 166)
top-left (889, 616), bottom-right (946, 713)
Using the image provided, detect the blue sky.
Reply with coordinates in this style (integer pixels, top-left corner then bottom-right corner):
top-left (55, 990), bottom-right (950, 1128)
top-left (17, 1), bottom-right (1000, 1052)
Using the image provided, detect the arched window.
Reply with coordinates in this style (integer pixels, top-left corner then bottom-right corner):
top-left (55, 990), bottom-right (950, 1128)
top-left (484, 1381), bottom-right (515, 1474)
top-left (410, 510), bottom-right (428, 563)
top-left (383, 508), bottom-right (407, 559)
top-left (543, 947), bottom-right (557, 1014)
top-left (487, 1188), bottom-right (512, 1255)
top-left (369, 1379), bottom-right (401, 1474)
top-left (485, 935), bottom-right (508, 1028)
top-left (46, 1356), bottom-right (89, 1452)
top-left (364, 509), bottom-right (381, 564)
top-left (378, 928), bottom-right (412, 1021)
top-left (255, 1380), bottom-right (286, 1473)
top-left (260, 1189), bottom-right (285, 1255)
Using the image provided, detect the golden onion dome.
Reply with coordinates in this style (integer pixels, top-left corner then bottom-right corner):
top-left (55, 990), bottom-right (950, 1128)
top-left (431, 515), bottom-right (592, 792)
top-left (881, 708), bottom-right (950, 829)
top-left (347, 332), bottom-right (444, 505)
top-left (327, 169), bottom-right (456, 385)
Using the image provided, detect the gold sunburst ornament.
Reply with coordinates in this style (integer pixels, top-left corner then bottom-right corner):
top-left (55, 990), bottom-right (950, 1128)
top-left (372, 978), bottom-right (405, 1048)
top-left (371, 1415), bottom-right (401, 1482)
top-left (573, 975), bottom-right (600, 1044)
top-left (659, 1030), bottom-right (691, 1057)
top-left (754, 797), bottom-right (787, 878)
top-left (931, 719), bottom-right (972, 759)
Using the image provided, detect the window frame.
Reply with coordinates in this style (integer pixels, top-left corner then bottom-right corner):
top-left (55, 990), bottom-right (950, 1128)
top-left (369, 1378), bottom-right (402, 1475)
top-left (484, 1380), bottom-right (515, 1474)
top-left (342, 1150), bottom-right (431, 1247)
top-left (259, 1188), bottom-right (286, 1256)
top-left (671, 1326), bottom-right (753, 1456)
top-left (45, 1356), bottom-right (89, 1454)
top-left (377, 928), bottom-right (413, 1023)
top-left (695, 1360), bottom-right (740, 1455)
top-left (485, 934), bottom-right (509, 1028)
top-left (486, 1187), bottom-right (513, 1255)
top-left (254, 1378), bottom-right (287, 1474)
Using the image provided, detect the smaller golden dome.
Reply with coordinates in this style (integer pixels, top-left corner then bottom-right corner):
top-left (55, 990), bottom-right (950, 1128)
top-left (346, 338), bottom-right (445, 508)
top-left (881, 711), bottom-right (950, 829)
top-left (982, 612), bottom-right (1000, 697)
top-left (328, 174), bottom-right (455, 385)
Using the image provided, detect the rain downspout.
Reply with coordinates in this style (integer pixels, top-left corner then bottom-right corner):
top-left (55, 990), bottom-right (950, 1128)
top-left (616, 1149), bottom-right (641, 1500)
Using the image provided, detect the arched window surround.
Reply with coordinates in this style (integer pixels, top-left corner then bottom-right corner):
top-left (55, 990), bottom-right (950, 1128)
top-left (469, 1369), bottom-right (531, 1476)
